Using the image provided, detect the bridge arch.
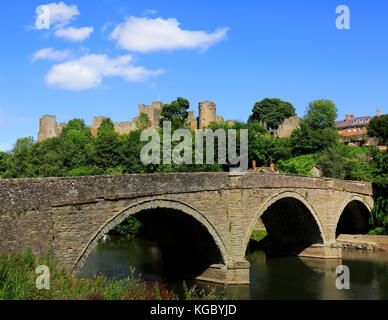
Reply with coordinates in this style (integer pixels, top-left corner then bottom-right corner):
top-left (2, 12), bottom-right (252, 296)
top-left (243, 191), bottom-right (326, 254)
top-left (335, 195), bottom-right (373, 237)
top-left (72, 199), bottom-right (229, 275)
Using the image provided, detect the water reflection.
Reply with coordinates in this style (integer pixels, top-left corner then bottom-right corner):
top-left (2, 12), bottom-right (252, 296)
top-left (80, 237), bottom-right (388, 300)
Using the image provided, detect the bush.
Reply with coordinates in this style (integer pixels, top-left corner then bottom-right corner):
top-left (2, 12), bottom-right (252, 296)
top-left (277, 154), bottom-right (320, 175)
top-left (110, 216), bottom-right (144, 237)
top-left (250, 230), bottom-right (267, 242)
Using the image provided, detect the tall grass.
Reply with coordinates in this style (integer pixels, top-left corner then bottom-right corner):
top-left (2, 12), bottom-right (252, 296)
top-left (0, 250), bottom-right (176, 300)
top-left (0, 250), bottom-right (230, 300)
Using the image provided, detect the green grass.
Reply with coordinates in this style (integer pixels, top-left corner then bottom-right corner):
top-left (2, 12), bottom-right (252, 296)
top-left (0, 250), bottom-right (230, 300)
top-left (250, 230), bottom-right (267, 242)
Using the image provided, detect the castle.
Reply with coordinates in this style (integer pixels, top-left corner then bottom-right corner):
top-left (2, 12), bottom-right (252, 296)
top-left (38, 101), bottom-right (236, 142)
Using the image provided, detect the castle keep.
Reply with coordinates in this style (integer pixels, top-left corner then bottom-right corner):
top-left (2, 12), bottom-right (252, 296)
top-left (38, 101), bottom-right (235, 142)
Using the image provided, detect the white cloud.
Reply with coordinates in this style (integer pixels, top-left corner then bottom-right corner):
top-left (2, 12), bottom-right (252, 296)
top-left (101, 22), bottom-right (114, 33)
top-left (55, 26), bottom-right (94, 41)
top-left (35, 2), bottom-right (79, 29)
top-left (143, 9), bottom-right (158, 15)
top-left (32, 48), bottom-right (72, 62)
top-left (110, 16), bottom-right (229, 53)
top-left (45, 54), bottom-right (164, 90)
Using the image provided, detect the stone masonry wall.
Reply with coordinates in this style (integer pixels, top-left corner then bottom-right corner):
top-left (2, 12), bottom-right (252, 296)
top-left (37, 101), bottom-right (237, 142)
top-left (0, 172), bottom-right (373, 275)
top-left (273, 116), bottom-right (302, 138)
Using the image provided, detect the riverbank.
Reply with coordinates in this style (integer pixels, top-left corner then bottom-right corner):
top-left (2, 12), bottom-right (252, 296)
top-left (0, 250), bottom-right (227, 300)
top-left (337, 234), bottom-right (388, 251)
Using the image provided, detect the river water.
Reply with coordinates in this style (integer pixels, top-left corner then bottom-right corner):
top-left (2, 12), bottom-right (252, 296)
top-left (79, 236), bottom-right (388, 300)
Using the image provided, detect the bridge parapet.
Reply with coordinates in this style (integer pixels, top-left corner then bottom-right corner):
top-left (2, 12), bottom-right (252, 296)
top-left (0, 173), bottom-right (373, 215)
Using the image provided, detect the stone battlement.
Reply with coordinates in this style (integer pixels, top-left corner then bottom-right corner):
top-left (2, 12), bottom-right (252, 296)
top-left (38, 101), bottom-right (236, 142)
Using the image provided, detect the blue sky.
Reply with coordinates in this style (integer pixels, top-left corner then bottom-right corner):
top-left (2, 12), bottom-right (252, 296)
top-left (0, 0), bottom-right (387, 151)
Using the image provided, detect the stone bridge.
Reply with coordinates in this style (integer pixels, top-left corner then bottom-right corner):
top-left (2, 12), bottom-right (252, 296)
top-left (0, 173), bottom-right (374, 284)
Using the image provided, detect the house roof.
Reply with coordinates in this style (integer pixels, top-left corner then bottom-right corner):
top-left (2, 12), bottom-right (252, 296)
top-left (335, 116), bottom-right (374, 129)
top-left (247, 167), bottom-right (278, 174)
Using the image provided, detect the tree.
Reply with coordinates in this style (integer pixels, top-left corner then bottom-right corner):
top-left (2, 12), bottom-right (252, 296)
top-left (160, 97), bottom-right (190, 130)
top-left (249, 98), bottom-right (296, 130)
top-left (136, 113), bottom-right (152, 130)
top-left (368, 148), bottom-right (388, 234)
top-left (369, 147), bottom-right (388, 184)
top-left (29, 137), bottom-right (65, 177)
top-left (60, 119), bottom-right (94, 170)
top-left (367, 114), bottom-right (388, 144)
top-left (3, 137), bottom-right (35, 178)
top-left (0, 151), bottom-right (9, 177)
top-left (290, 121), bottom-right (338, 155)
top-left (304, 99), bottom-right (338, 129)
top-left (61, 118), bottom-right (92, 137)
top-left (318, 146), bottom-right (346, 179)
top-left (277, 153), bottom-right (320, 176)
top-left (95, 118), bottom-right (120, 171)
top-left (290, 99), bottom-right (339, 155)
top-left (119, 130), bottom-right (149, 173)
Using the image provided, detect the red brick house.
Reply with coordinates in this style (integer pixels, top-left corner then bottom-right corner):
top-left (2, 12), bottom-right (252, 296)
top-left (335, 109), bottom-right (380, 137)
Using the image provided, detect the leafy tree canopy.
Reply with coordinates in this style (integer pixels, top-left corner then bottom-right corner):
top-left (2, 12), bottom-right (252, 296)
top-left (277, 153), bottom-right (320, 176)
top-left (290, 120), bottom-right (338, 155)
top-left (249, 98), bottom-right (296, 130)
top-left (0, 151), bottom-right (9, 177)
top-left (160, 97), bottom-right (190, 130)
top-left (136, 113), bottom-right (152, 130)
top-left (96, 118), bottom-right (120, 170)
top-left (304, 99), bottom-right (338, 129)
top-left (61, 118), bottom-right (92, 138)
top-left (367, 114), bottom-right (388, 144)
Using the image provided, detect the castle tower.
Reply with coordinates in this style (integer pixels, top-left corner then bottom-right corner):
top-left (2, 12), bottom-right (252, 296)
top-left (151, 101), bottom-right (163, 129)
top-left (38, 115), bottom-right (59, 142)
top-left (187, 110), bottom-right (197, 131)
top-left (92, 116), bottom-right (106, 137)
top-left (199, 101), bottom-right (217, 129)
top-left (138, 101), bottom-right (163, 129)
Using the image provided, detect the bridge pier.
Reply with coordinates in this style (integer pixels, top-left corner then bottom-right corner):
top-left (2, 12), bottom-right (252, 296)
top-left (194, 261), bottom-right (250, 285)
top-left (259, 238), bottom-right (342, 259)
top-left (297, 244), bottom-right (342, 259)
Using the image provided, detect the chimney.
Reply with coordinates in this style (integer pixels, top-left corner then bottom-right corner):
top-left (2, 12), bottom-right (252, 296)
top-left (252, 160), bottom-right (256, 171)
top-left (270, 163), bottom-right (275, 172)
top-left (345, 114), bottom-right (349, 120)
top-left (377, 109), bottom-right (380, 117)
top-left (350, 114), bottom-right (354, 120)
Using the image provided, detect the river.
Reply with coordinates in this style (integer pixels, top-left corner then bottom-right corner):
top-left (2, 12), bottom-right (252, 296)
top-left (79, 236), bottom-right (388, 300)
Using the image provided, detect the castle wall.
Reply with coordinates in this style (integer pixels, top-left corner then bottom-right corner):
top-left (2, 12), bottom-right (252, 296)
top-left (225, 120), bottom-right (236, 126)
top-left (38, 101), bottom-right (236, 142)
top-left (114, 120), bottom-right (137, 135)
top-left (273, 116), bottom-right (301, 138)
